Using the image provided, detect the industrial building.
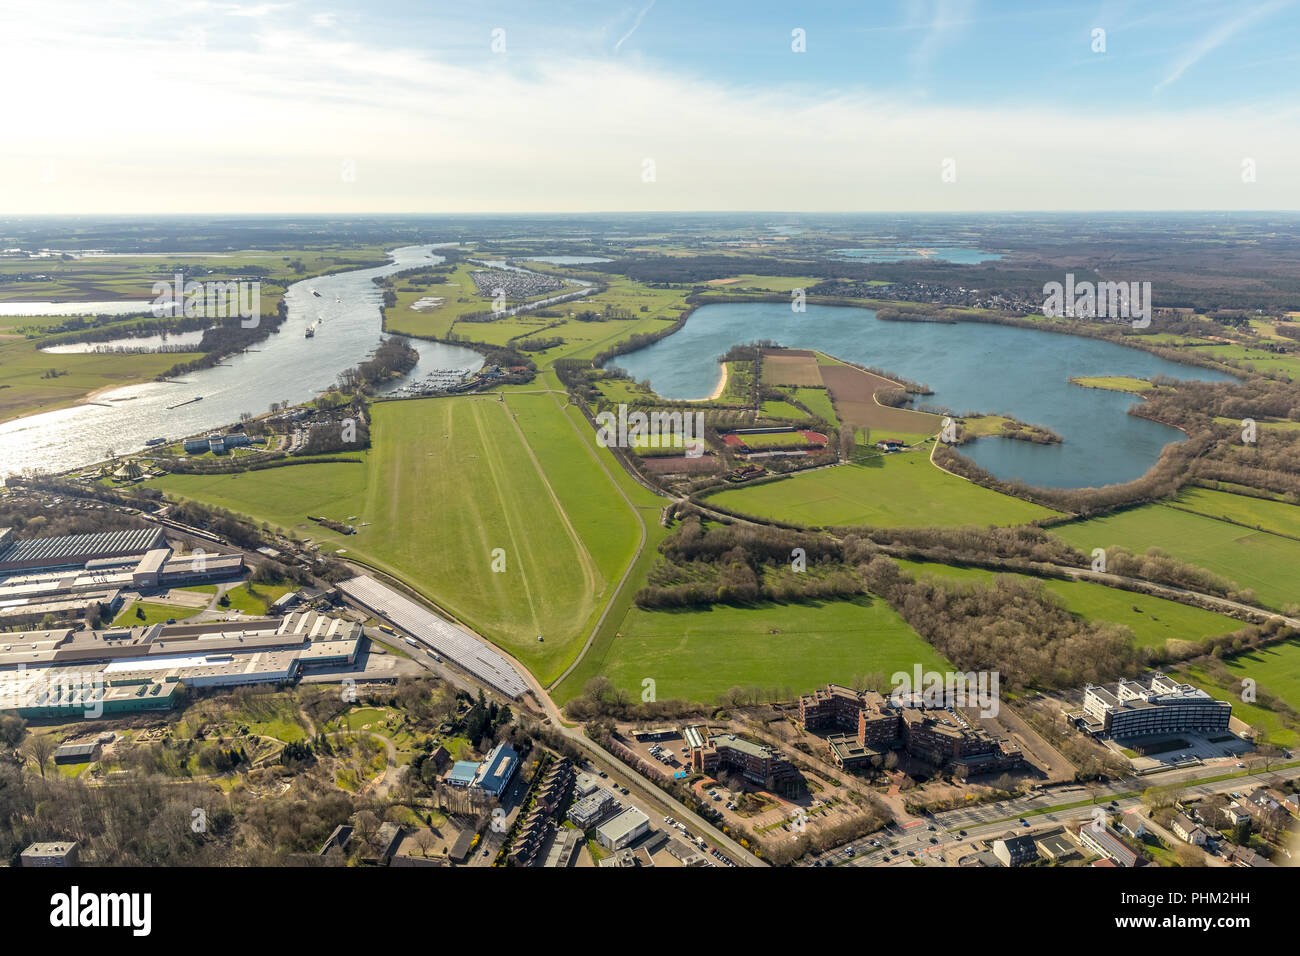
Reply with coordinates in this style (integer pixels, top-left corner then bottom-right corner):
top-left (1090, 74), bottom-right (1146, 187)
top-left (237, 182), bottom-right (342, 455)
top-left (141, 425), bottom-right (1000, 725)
top-left (1072, 673), bottom-right (1232, 739)
top-left (0, 526), bottom-right (166, 573)
top-left (0, 528), bottom-right (244, 628)
top-left (337, 575), bottom-right (527, 698)
top-left (0, 611), bottom-right (361, 719)
top-left (595, 807), bottom-right (650, 851)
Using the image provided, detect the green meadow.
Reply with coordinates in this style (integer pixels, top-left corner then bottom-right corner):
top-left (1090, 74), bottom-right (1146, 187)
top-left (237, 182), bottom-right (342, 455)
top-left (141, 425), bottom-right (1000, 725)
top-left (894, 560), bottom-right (1245, 651)
top-left (1170, 487), bottom-right (1300, 540)
top-left (114, 602), bottom-right (202, 627)
top-left (1172, 656), bottom-right (1300, 748)
top-left (706, 451), bottom-right (1057, 529)
top-left (1051, 502), bottom-right (1300, 611)
top-left (562, 596), bottom-right (949, 704)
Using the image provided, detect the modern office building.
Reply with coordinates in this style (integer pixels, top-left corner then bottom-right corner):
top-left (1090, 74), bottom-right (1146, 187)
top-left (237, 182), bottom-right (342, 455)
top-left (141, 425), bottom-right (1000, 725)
top-left (472, 743), bottom-right (520, 798)
top-left (21, 842), bottom-right (79, 867)
top-left (446, 761), bottom-right (481, 788)
top-left (1073, 673), bottom-right (1232, 739)
top-left (569, 789), bottom-right (618, 828)
top-left (595, 807), bottom-right (650, 851)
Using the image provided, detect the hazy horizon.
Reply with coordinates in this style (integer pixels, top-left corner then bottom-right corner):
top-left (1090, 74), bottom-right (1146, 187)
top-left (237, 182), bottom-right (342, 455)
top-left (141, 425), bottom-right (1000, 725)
top-left (4, 0), bottom-right (1300, 215)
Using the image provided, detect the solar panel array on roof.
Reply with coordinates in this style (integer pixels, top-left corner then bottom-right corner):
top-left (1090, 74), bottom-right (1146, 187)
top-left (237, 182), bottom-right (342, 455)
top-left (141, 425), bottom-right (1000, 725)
top-left (337, 575), bottom-right (528, 698)
top-left (0, 528), bottom-right (165, 568)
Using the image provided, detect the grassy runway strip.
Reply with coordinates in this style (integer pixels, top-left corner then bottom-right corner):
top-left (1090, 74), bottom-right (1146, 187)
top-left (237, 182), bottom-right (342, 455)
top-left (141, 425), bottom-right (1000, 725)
top-left (153, 392), bottom-right (643, 684)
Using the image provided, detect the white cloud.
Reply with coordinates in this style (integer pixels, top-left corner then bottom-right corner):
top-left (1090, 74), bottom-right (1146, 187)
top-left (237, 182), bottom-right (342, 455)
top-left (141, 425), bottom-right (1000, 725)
top-left (0, 0), bottom-right (1297, 212)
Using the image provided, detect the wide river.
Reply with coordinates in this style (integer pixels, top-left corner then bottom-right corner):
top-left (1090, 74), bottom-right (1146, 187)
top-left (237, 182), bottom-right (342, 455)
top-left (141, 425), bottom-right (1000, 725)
top-left (0, 244), bottom-right (482, 479)
top-left (613, 302), bottom-right (1234, 489)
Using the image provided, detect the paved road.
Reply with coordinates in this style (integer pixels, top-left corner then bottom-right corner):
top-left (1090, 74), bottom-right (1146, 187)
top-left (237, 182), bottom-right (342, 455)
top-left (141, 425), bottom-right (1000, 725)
top-left (808, 763), bottom-right (1300, 868)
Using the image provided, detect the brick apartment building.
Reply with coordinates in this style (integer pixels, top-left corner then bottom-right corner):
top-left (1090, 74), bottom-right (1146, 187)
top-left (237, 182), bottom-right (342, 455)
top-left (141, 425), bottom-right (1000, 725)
top-left (683, 725), bottom-right (801, 789)
top-left (797, 684), bottom-right (1022, 779)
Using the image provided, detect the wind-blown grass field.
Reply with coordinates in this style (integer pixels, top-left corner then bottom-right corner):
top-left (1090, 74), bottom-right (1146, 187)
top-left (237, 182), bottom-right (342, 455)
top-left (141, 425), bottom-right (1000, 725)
top-left (706, 452), bottom-right (1057, 529)
top-left (1169, 487), bottom-right (1300, 540)
top-left (1051, 501), bottom-right (1300, 611)
top-left (564, 596), bottom-right (949, 704)
top-left (153, 391), bottom-right (643, 683)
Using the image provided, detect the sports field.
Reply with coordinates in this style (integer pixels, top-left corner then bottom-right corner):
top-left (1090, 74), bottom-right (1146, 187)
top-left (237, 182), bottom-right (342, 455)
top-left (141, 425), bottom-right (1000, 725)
top-left (566, 596), bottom-right (949, 704)
top-left (895, 560), bottom-right (1245, 651)
top-left (1051, 503), bottom-right (1300, 611)
top-left (153, 390), bottom-right (645, 683)
top-left (706, 452), bottom-right (1057, 528)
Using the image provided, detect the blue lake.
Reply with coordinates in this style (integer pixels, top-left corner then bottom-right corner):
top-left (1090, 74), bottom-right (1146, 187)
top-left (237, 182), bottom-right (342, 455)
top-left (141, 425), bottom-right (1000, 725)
top-left (612, 302), bottom-right (1233, 489)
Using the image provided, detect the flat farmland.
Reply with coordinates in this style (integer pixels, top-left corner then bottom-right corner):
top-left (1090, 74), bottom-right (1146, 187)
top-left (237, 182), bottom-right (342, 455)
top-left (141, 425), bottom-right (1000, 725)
top-left (0, 336), bottom-right (205, 423)
top-left (153, 391), bottom-right (643, 683)
top-left (0, 248), bottom-right (388, 302)
top-left (1051, 504), bottom-right (1300, 611)
top-left (894, 560), bottom-right (1246, 651)
top-left (761, 349), bottom-right (823, 386)
top-left (706, 452), bottom-right (1058, 528)
top-left (701, 274), bottom-right (821, 292)
top-left (1170, 487), bottom-right (1300, 539)
top-left (819, 363), bottom-right (943, 435)
top-left (790, 386), bottom-right (837, 424)
top-left (759, 399), bottom-right (808, 420)
top-left (570, 597), bottom-right (949, 704)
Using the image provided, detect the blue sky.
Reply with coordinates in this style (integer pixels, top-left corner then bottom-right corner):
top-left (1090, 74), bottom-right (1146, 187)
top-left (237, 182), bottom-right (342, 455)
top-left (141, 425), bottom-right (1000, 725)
top-left (2, 0), bottom-right (1298, 212)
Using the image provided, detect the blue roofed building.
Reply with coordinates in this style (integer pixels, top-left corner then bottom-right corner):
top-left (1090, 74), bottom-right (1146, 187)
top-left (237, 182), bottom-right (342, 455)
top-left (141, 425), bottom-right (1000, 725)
top-left (447, 760), bottom-right (480, 788)
top-left (473, 743), bottom-right (519, 798)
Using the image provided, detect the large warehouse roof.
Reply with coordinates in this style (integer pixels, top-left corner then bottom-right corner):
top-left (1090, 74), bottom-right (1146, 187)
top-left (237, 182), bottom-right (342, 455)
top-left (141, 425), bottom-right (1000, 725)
top-left (336, 575), bottom-right (528, 698)
top-left (0, 527), bottom-right (166, 570)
